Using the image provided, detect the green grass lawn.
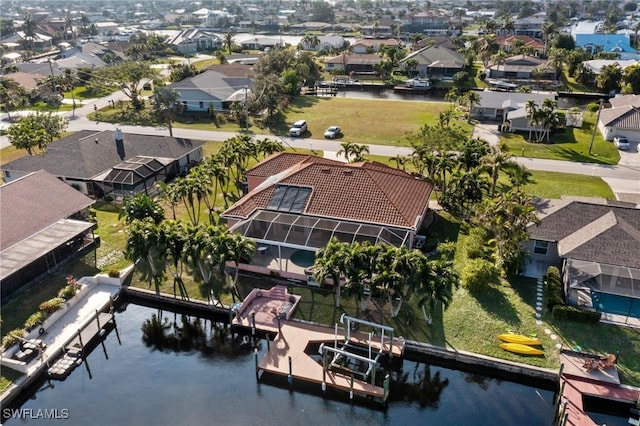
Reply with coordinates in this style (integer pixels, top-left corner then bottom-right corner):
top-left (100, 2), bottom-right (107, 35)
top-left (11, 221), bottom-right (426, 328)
top-left (281, 97), bottom-right (472, 146)
top-left (560, 69), bottom-right (595, 93)
top-left (93, 97), bottom-right (472, 147)
top-left (30, 102), bottom-right (74, 112)
top-left (521, 170), bottom-right (615, 199)
top-left (367, 154), bottom-right (616, 201)
top-left (501, 114), bottom-right (620, 164)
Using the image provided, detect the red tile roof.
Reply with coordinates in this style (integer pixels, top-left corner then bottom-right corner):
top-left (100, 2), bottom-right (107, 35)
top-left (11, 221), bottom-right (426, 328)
top-left (225, 153), bottom-right (432, 229)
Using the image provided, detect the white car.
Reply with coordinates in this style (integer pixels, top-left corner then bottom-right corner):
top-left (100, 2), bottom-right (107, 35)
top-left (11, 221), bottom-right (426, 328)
top-left (289, 120), bottom-right (307, 137)
top-left (324, 126), bottom-right (341, 139)
top-left (613, 136), bottom-right (630, 150)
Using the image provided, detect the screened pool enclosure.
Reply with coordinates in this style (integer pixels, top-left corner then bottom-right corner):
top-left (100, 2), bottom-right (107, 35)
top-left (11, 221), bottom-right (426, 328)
top-left (228, 210), bottom-right (413, 251)
top-left (564, 259), bottom-right (640, 322)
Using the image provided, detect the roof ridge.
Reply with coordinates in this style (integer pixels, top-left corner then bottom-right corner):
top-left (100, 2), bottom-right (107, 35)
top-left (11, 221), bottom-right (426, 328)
top-left (558, 211), bottom-right (617, 255)
top-left (362, 167), bottom-right (416, 226)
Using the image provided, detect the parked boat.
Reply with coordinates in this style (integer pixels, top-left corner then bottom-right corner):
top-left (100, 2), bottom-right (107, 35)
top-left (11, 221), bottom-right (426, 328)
top-left (499, 343), bottom-right (544, 356)
top-left (498, 333), bottom-right (542, 346)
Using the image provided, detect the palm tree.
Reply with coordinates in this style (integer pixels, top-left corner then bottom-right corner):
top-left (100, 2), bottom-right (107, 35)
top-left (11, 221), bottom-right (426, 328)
top-left (300, 33), bottom-right (321, 51)
top-left (415, 257), bottom-right (458, 324)
top-left (203, 156), bottom-right (229, 217)
top-left (160, 220), bottom-right (190, 300)
top-left (221, 233), bottom-right (256, 302)
top-left (21, 14), bottom-right (37, 52)
top-left (404, 58), bottom-right (418, 77)
top-left (391, 154), bottom-right (407, 171)
top-left (124, 218), bottom-right (165, 293)
top-left (388, 247), bottom-right (424, 317)
top-left (434, 151), bottom-right (456, 194)
top-left (481, 147), bottom-right (513, 197)
top-left (223, 32), bottom-right (234, 54)
top-left (542, 22), bottom-right (557, 57)
top-left (313, 238), bottom-right (347, 307)
top-left (490, 49), bottom-right (508, 75)
top-left (151, 87), bottom-right (184, 137)
top-left (409, 33), bottom-right (424, 45)
top-left (337, 142), bottom-right (369, 162)
top-left (464, 90), bottom-right (480, 123)
top-left (504, 163), bottom-right (532, 189)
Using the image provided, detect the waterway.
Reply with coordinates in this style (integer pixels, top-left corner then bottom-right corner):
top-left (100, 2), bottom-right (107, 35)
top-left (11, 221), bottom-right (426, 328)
top-left (4, 303), bottom-right (556, 425)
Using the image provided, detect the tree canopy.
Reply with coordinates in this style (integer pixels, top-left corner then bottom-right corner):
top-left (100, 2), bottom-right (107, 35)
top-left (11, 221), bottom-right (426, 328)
top-left (89, 61), bottom-right (157, 110)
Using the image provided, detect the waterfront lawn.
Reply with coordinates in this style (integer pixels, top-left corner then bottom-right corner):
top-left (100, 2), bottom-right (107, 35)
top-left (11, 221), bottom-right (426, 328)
top-left (0, 369), bottom-right (22, 393)
top-left (501, 115), bottom-right (620, 165)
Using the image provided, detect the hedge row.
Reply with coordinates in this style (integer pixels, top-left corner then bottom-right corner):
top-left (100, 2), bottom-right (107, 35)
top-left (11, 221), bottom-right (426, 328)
top-left (545, 266), bottom-right (563, 310)
top-left (552, 305), bottom-right (602, 323)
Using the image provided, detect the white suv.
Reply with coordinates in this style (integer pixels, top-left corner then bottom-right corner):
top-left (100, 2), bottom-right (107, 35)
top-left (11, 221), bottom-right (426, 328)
top-left (289, 120), bottom-right (307, 137)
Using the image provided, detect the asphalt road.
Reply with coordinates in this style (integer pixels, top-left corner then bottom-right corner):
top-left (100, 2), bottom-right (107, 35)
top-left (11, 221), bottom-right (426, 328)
top-left (2, 95), bottom-right (638, 201)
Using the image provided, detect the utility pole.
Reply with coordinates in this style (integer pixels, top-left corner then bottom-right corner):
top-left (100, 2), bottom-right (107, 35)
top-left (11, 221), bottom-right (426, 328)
top-left (244, 85), bottom-right (249, 131)
top-left (588, 98), bottom-right (603, 155)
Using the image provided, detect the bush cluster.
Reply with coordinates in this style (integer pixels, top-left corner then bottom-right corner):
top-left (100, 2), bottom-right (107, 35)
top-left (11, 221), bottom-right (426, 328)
top-left (24, 311), bottom-right (46, 330)
top-left (39, 297), bottom-right (65, 314)
top-left (545, 266), bottom-right (563, 310)
top-left (2, 328), bottom-right (26, 349)
top-left (552, 305), bottom-right (602, 323)
top-left (107, 269), bottom-right (121, 278)
top-left (58, 284), bottom-right (78, 300)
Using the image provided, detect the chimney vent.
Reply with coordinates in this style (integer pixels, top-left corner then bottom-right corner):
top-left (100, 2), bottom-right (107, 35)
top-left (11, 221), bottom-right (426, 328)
top-left (115, 128), bottom-right (123, 142)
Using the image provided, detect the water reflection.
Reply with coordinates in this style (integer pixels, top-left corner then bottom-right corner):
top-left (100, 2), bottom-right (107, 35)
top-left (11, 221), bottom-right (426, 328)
top-left (140, 311), bottom-right (252, 357)
top-left (391, 363), bottom-right (450, 408)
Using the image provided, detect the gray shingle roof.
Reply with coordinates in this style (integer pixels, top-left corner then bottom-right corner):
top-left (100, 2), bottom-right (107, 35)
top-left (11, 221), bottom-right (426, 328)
top-left (1, 130), bottom-right (205, 180)
top-left (169, 70), bottom-right (253, 101)
top-left (600, 105), bottom-right (640, 129)
top-left (529, 201), bottom-right (640, 268)
top-left (477, 91), bottom-right (554, 110)
top-left (0, 170), bottom-right (95, 250)
top-left (401, 45), bottom-right (465, 67)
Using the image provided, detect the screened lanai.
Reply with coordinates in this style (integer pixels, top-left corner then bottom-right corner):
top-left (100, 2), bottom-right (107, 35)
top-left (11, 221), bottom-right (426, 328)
top-left (564, 258), bottom-right (640, 321)
top-left (97, 157), bottom-right (167, 200)
top-left (229, 210), bottom-right (412, 251)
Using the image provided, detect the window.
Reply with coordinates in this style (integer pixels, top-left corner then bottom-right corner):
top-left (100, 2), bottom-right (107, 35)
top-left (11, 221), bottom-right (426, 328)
top-left (199, 101), bottom-right (204, 109)
top-left (533, 240), bottom-right (549, 255)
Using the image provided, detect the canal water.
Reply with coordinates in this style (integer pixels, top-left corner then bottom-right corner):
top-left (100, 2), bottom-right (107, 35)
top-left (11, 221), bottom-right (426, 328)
top-left (5, 303), bottom-right (555, 425)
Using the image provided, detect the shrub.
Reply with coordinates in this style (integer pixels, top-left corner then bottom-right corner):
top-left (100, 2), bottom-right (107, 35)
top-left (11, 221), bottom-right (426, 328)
top-left (461, 258), bottom-right (500, 291)
top-left (39, 297), bottom-right (65, 314)
top-left (2, 328), bottom-right (26, 349)
top-left (24, 311), bottom-right (46, 330)
top-left (545, 266), bottom-right (564, 310)
top-left (107, 269), bottom-right (121, 278)
top-left (552, 305), bottom-right (602, 323)
top-left (547, 266), bottom-right (561, 282)
top-left (103, 194), bottom-right (114, 202)
top-left (58, 284), bottom-right (78, 300)
top-left (464, 227), bottom-right (489, 260)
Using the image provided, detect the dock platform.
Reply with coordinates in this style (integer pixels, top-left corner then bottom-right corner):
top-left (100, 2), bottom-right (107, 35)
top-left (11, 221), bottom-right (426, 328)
top-left (258, 320), bottom-right (404, 401)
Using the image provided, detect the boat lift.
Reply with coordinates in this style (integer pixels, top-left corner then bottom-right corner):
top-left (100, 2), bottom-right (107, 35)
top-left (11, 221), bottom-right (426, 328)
top-left (318, 314), bottom-right (397, 390)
